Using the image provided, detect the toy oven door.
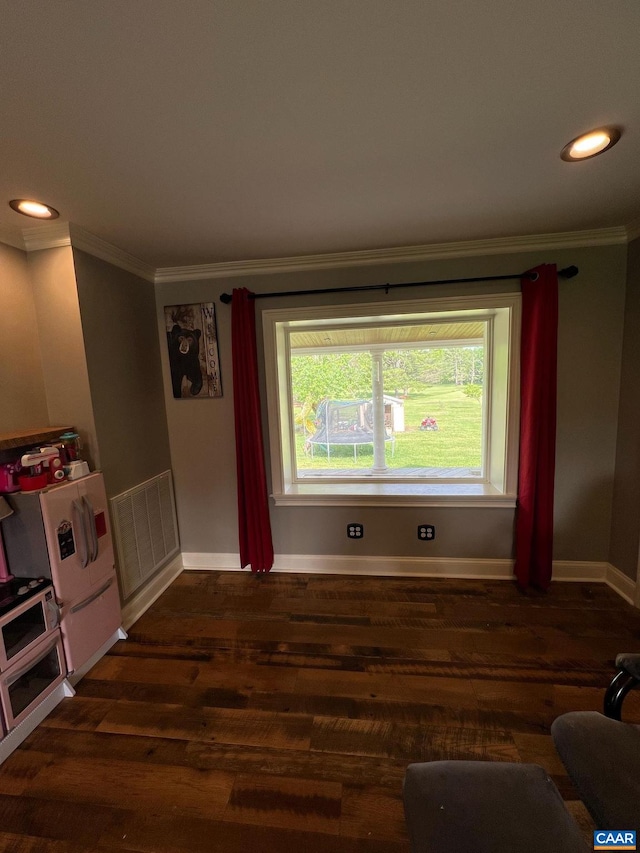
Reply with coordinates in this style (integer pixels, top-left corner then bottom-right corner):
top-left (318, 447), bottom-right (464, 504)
top-left (0, 630), bottom-right (65, 730)
top-left (0, 589), bottom-right (54, 672)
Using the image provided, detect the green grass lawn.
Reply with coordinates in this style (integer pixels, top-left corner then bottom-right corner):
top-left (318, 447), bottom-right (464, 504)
top-left (295, 385), bottom-right (483, 472)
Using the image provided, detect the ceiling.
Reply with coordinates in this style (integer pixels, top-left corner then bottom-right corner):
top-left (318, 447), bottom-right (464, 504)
top-left (290, 320), bottom-right (484, 350)
top-left (1, 1), bottom-right (640, 269)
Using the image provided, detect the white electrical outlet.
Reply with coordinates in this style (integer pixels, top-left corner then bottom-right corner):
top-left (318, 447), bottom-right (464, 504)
top-left (347, 523), bottom-right (364, 539)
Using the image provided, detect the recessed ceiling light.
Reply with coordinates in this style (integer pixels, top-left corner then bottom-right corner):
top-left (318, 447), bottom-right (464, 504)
top-left (9, 199), bottom-right (60, 219)
top-left (560, 127), bottom-right (621, 162)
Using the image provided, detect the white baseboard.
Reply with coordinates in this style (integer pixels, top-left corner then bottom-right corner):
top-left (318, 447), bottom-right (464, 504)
top-left (605, 563), bottom-right (637, 605)
top-left (181, 552), bottom-right (621, 585)
top-left (182, 552), bottom-right (517, 579)
top-left (183, 552), bottom-right (244, 571)
top-left (551, 560), bottom-right (609, 582)
top-left (121, 554), bottom-right (184, 630)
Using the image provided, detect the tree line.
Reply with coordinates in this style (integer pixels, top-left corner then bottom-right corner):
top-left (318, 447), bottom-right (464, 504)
top-left (291, 347), bottom-right (484, 410)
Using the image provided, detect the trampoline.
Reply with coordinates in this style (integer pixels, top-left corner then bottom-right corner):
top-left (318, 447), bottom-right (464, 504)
top-left (307, 399), bottom-right (394, 459)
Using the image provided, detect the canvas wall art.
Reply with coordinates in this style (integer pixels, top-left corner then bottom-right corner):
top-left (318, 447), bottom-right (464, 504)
top-left (164, 302), bottom-right (222, 398)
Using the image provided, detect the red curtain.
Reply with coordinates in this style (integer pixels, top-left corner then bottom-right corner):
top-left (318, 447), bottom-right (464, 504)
top-left (514, 264), bottom-right (559, 591)
top-left (231, 288), bottom-right (274, 573)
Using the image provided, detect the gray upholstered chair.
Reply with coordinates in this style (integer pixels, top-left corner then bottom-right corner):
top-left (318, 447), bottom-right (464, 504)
top-left (551, 711), bottom-right (640, 831)
top-left (551, 656), bottom-right (640, 831)
top-left (403, 760), bottom-right (589, 853)
top-left (403, 655), bottom-right (640, 851)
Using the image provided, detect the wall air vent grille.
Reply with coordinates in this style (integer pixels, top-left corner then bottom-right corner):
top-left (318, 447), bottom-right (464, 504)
top-left (110, 470), bottom-right (180, 600)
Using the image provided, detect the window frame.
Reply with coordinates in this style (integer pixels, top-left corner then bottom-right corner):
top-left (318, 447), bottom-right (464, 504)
top-left (262, 293), bottom-right (521, 507)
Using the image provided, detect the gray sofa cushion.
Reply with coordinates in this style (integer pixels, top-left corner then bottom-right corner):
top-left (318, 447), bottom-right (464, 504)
top-left (552, 711), bottom-right (640, 830)
top-left (403, 760), bottom-right (588, 853)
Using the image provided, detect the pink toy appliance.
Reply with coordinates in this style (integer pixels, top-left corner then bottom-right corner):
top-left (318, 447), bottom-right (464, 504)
top-left (19, 448), bottom-right (65, 491)
top-left (0, 473), bottom-right (122, 674)
top-left (0, 579), bottom-right (59, 671)
top-left (0, 578), bottom-right (65, 732)
top-left (0, 496), bottom-right (14, 583)
top-left (0, 461), bottom-right (21, 494)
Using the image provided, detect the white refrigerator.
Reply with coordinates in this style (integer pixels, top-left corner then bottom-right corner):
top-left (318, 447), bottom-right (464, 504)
top-left (1, 472), bottom-right (122, 673)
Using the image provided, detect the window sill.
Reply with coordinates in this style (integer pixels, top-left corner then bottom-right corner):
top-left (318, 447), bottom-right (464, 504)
top-left (272, 482), bottom-right (517, 508)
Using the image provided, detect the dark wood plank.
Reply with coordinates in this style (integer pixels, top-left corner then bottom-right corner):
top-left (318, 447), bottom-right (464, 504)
top-left (39, 696), bottom-right (116, 732)
top-left (0, 833), bottom-right (88, 853)
top-left (0, 568), bottom-right (634, 851)
top-left (341, 784), bottom-right (408, 841)
top-left (269, 597), bottom-right (438, 617)
top-left (512, 732), bottom-right (567, 776)
top-left (0, 794), bottom-right (127, 849)
top-left (295, 669), bottom-right (479, 706)
top-left (0, 751), bottom-right (55, 796)
top-left (310, 716), bottom-right (519, 762)
top-left (98, 812), bottom-right (411, 853)
top-left (222, 773), bottom-right (342, 834)
top-left (96, 701), bottom-right (314, 751)
top-left (26, 753), bottom-right (234, 818)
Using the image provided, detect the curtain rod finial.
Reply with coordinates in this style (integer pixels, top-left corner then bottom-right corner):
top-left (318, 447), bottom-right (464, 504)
top-left (220, 293), bottom-right (233, 304)
top-left (559, 265), bottom-right (579, 279)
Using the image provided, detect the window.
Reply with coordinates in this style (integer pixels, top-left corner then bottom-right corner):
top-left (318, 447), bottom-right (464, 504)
top-left (263, 293), bottom-right (520, 507)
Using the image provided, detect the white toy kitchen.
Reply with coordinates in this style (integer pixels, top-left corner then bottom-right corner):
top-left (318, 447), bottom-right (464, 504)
top-left (0, 426), bottom-right (125, 760)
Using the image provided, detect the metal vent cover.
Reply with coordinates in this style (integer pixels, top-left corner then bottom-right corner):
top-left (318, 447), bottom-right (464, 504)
top-left (110, 470), bottom-right (180, 600)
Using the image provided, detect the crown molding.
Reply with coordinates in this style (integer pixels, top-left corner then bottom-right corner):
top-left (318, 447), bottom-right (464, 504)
top-left (18, 222), bottom-right (155, 282)
top-left (5, 220), bottom-right (634, 284)
top-left (153, 226), bottom-right (628, 283)
top-left (626, 215), bottom-right (640, 242)
top-left (0, 225), bottom-right (26, 251)
top-left (22, 221), bottom-right (72, 251)
top-left (68, 224), bottom-right (156, 282)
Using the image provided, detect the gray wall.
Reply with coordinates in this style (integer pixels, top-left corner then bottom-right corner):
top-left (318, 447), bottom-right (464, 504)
top-left (73, 249), bottom-right (172, 498)
top-left (0, 243), bottom-right (48, 432)
top-left (609, 238), bottom-right (640, 580)
top-left (554, 245), bottom-right (627, 562)
top-left (27, 246), bottom-right (100, 469)
top-left (156, 243), bottom-right (627, 563)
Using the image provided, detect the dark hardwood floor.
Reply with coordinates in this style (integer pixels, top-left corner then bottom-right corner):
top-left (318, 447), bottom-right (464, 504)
top-left (1, 570), bottom-right (640, 852)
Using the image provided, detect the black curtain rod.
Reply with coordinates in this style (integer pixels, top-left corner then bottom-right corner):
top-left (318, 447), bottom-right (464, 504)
top-left (219, 265), bottom-right (579, 304)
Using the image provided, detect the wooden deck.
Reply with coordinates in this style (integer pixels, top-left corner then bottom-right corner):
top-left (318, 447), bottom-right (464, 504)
top-left (298, 466), bottom-right (481, 478)
top-left (0, 570), bottom-right (639, 851)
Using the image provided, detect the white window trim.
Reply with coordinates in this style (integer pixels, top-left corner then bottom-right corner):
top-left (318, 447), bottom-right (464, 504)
top-left (262, 293), bottom-right (520, 508)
